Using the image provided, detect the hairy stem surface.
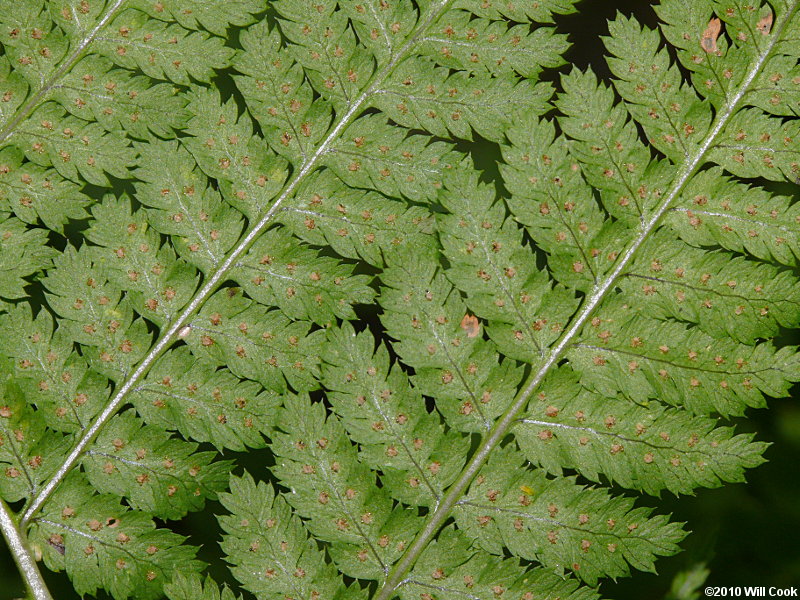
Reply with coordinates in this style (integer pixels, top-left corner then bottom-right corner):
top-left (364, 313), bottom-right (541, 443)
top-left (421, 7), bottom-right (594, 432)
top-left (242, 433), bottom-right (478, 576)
top-left (0, 499), bottom-right (52, 600)
top-left (372, 4), bottom-right (798, 597)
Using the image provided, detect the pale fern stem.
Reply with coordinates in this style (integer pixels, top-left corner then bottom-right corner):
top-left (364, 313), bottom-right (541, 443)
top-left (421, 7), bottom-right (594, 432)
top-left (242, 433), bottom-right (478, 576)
top-left (0, 499), bottom-right (52, 600)
top-left (373, 4), bottom-right (800, 598)
top-left (20, 0), bottom-right (456, 528)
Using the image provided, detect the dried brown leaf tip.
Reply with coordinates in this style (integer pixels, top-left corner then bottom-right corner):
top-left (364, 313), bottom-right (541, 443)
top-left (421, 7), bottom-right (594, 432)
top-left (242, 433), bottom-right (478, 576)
top-left (756, 11), bottom-right (773, 35)
top-left (700, 17), bottom-right (722, 54)
top-left (460, 313), bottom-right (481, 338)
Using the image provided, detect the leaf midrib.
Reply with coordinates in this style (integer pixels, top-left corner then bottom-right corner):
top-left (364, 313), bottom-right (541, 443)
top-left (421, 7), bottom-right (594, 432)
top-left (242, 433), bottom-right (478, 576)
top-left (20, 0), bottom-right (457, 526)
top-left (372, 4), bottom-right (799, 598)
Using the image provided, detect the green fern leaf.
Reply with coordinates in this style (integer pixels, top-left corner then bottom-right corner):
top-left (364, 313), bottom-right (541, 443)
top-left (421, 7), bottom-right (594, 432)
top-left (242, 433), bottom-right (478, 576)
top-left (219, 473), bottom-right (364, 600)
top-left (453, 0), bottom-right (579, 22)
top-left (325, 113), bottom-right (459, 201)
top-left (568, 302), bottom-right (800, 416)
top-left (43, 246), bottom-right (152, 381)
top-left (418, 10), bottom-right (569, 77)
top-left (0, 368), bottom-right (64, 503)
top-left (270, 394), bottom-right (422, 581)
top-left (165, 573), bottom-right (241, 600)
top-left (439, 173), bottom-right (579, 362)
top-left (372, 58), bottom-right (552, 141)
top-left (183, 287), bottom-right (324, 392)
top-left (620, 231), bottom-right (800, 343)
top-left (1, 1), bottom-right (798, 599)
top-left (323, 323), bottom-right (468, 507)
top-left (86, 196), bottom-right (198, 328)
top-left (55, 55), bottom-right (189, 139)
top-left (82, 409), bottom-right (229, 519)
top-left (128, 0), bottom-right (263, 36)
top-left (501, 115), bottom-right (632, 291)
top-left (401, 526), bottom-right (600, 600)
top-left (452, 446), bottom-right (685, 584)
top-left (513, 367), bottom-right (768, 495)
top-left (0, 147), bottom-right (89, 232)
top-left (183, 88), bottom-right (288, 220)
top-left (29, 472), bottom-right (201, 600)
top-left (279, 171), bottom-right (434, 267)
top-left (130, 347), bottom-right (279, 451)
top-left (664, 168), bottom-right (800, 266)
top-left (0, 305), bottom-right (110, 432)
top-left (91, 9), bottom-right (234, 84)
top-left (232, 25), bottom-right (330, 168)
top-left (135, 140), bottom-right (245, 274)
top-left (0, 215), bottom-right (56, 299)
top-left (234, 227), bottom-right (376, 324)
top-left (380, 248), bottom-right (523, 432)
top-left (18, 103), bottom-right (135, 185)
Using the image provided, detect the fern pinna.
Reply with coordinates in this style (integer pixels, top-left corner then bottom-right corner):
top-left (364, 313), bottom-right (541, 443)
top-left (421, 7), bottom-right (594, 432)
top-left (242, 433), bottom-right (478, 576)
top-left (0, 0), bottom-right (798, 598)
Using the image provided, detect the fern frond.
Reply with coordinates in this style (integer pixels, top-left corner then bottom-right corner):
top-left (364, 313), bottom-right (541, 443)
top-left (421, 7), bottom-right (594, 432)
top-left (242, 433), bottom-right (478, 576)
top-left (323, 323), bottom-right (468, 507)
top-left (279, 171), bottom-right (434, 267)
top-left (219, 473), bottom-right (365, 600)
top-left (375, 2), bottom-right (800, 596)
top-left (182, 287), bottom-right (324, 393)
top-left (453, 0), bottom-right (578, 22)
top-left (55, 54), bottom-right (189, 139)
top-left (0, 0), bottom-right (798, 598)
top-left (453, 446), bottom-right (685, 584)
top-left (270, 394), bottom-right (424, 582)
top-left (29, 471), bottom-right (201, 600)
top-left (0, 368), bottom-right (63, 503)
top-left (0, 215), bottom-right (56, 298)
top-left (164, 573), bottom-right (241, 600)
top-left (568, 302), bottom-right (800, 416)
top-left (86, 196), bottom-right (198, 328)
top-left (183, 89), bottom-right (288, 220)
top-left (401, 526), bottom-right (600, 600)
top-left (135, 140), bottom-right (245, 274)
top-left (621, 231), bottom-right (800, 343)
top-left (43, 245), bottom-right (152, 381)
top-left (514, 367), bottom-right (768, 495)
top-left (0, 147), bottom-right (89, 232)
top-left (82, 409), bottom-right (228, 519)
top-left (381, 248), bottom-right (524, 432)
top-left (439, 172), bottom-right (579, 362)
top-left (130, 347), bottom-right (279, 451)
top-left (665, 168), bottom-right (800, 266)
top-left (417, 9), bottom-right (570, 77)
top-left (325, 113), bottom-right (460, 201)
top-left (0, 305), bottom-right (109, 432)
top-left (372, 58), bottom-right (552, 141)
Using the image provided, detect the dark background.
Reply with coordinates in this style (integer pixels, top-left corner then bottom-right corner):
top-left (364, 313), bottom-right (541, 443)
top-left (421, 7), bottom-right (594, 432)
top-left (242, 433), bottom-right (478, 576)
top-left (1, 1), bottom-right (798, 598)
